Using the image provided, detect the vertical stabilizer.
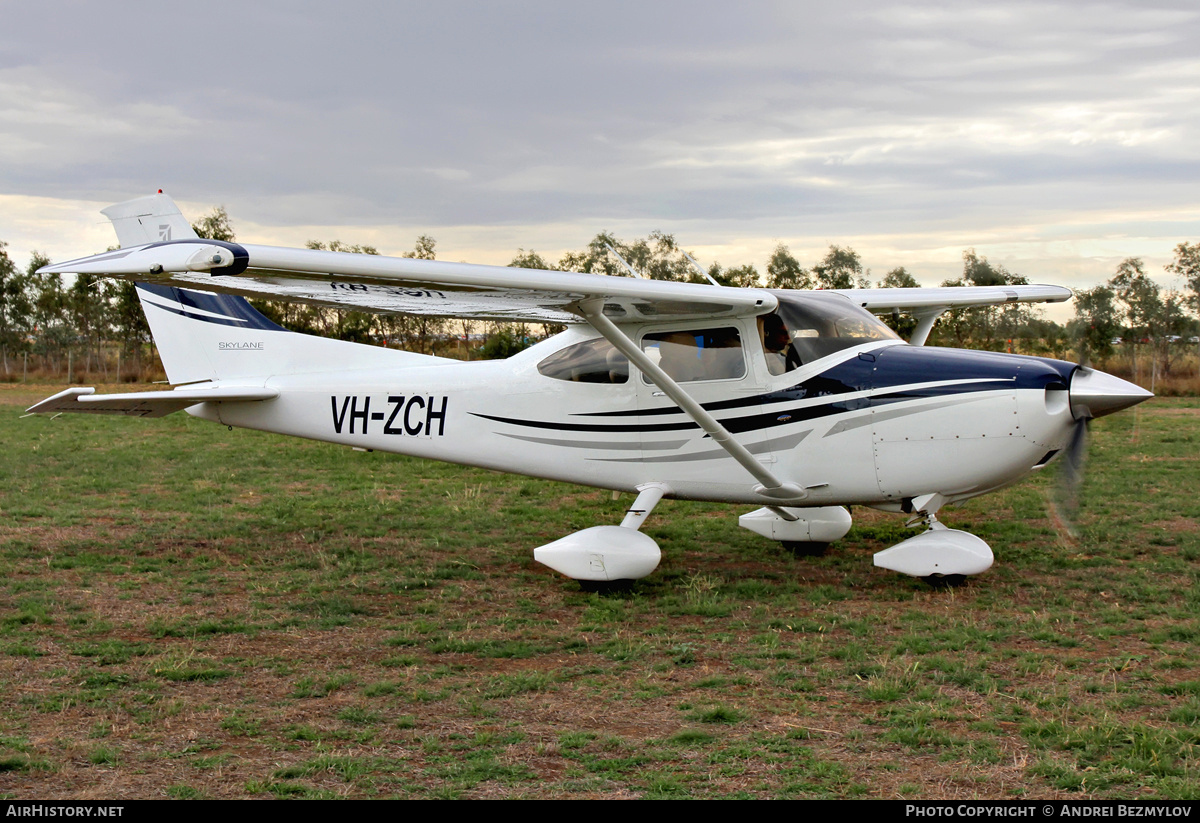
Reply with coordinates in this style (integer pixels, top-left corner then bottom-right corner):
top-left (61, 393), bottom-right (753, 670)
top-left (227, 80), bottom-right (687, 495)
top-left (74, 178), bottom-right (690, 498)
top-left (101, 195), bottom-right (422, 386)
top-left (99, 193), bottom-right (285, 384)
top-left (101, 193), bottom-right (198, 248)
top-left (132, 282), bottom-right (422, 385)
top-left (134, 284), bottom-right (287, 384)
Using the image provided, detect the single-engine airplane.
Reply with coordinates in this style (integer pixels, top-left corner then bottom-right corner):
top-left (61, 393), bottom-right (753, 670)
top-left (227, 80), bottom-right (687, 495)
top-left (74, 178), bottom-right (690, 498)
top-left (30, 194), bottom-right (1152, 584)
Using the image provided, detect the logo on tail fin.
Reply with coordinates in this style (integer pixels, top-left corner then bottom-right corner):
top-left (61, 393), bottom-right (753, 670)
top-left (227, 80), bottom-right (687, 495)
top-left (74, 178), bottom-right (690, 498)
top-left (158, 224), bottom-right (172, 242)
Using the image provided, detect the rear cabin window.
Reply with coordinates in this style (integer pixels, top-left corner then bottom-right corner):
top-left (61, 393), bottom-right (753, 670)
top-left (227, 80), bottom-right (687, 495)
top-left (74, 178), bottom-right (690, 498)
top-left (641, 327), bottom-right (745, 383)
top-left (538, 338), bottom-right (629, 384)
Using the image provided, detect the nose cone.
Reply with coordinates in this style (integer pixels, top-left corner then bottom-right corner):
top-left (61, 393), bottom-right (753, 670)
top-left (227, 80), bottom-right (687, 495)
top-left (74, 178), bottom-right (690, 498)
top-left (1070, 367), bottom-right (1153, 419)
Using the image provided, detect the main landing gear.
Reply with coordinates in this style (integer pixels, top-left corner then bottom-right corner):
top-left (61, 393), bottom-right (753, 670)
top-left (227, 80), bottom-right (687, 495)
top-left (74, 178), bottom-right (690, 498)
top-left (533, 484), bottom-right (668, 584)
top-left (534, 488), bottom-right (993, 587)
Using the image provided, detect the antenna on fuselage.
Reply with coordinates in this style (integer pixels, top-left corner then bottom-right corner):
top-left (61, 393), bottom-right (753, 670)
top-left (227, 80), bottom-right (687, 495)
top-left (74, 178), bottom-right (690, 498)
top-left (682, 251), bottom-right (722, 287)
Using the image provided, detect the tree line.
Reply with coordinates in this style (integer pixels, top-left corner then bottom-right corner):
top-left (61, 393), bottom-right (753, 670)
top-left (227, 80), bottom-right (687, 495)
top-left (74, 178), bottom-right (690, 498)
top-left (0, 246), bottom-right (149, 379)
top-left (2, 205), bottom-right (1198, 381)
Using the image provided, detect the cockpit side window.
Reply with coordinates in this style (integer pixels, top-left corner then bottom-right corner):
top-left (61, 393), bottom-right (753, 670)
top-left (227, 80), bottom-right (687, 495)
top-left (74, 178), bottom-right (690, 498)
top-left (538, 338), bottom-right (629, 384)
top-left (761, 293), bottom-right (900, 369)
top-left (641, 327), bottom-right (745, 383)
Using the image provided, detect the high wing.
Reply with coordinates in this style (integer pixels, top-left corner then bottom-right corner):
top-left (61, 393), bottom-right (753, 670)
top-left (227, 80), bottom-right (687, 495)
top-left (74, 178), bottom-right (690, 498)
top-left (41, 239), bottom-right (1072, 323)
top-left (41, 238), bottom-right (776, 325)
top-left (829, 284), bottom-right (1072, 346)
top-left (833, 285), bottom-right (1072, 312)
top-left (39, 194), bottom-right (1072, 324)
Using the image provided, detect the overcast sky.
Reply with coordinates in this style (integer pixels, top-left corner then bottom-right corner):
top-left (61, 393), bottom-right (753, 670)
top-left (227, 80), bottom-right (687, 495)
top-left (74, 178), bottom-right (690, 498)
top-left (2, 1), bottom-right (1198, 318)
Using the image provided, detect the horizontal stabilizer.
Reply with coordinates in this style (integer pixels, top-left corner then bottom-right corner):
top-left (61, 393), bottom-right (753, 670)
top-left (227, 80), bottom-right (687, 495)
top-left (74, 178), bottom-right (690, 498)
top-left (27, 386), bottom-right (279, 418)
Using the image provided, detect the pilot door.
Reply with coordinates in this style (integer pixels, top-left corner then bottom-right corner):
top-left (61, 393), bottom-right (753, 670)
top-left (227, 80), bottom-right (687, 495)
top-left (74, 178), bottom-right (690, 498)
top-left (632, 322), bottom-right (774, 492)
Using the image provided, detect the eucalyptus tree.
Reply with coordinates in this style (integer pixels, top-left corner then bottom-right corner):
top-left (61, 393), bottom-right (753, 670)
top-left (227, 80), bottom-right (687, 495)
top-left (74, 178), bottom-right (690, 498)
top-left (0, 242), bottom-right (32, 374)
top-left (191, 206), bottom-right (235, 242)
top-left (558, 230), bottom-right (693, 282)
top-left (67, 273), bottom-right (114, 375)
top-left (933, 250), bottom-right (1033, 351)
top-left (108, 279), bottom-right (152, 375)
top-left (1165, 241), bottom-right (1200, 313)
top-left (1108, 257), bottom-right (1192, 381)
top-left (702, 262), bottom-right (760, 288)
top-left (1109, 257), bottom-right (1157, 382)
top-left (811, 245), bottom-right (869, 290)
top-left (878, 266), bottom-right (920, 338)
top-left (765, 244), bottom-right (811, 290)
top-left (1067, 285), bottom-right (1121, 365)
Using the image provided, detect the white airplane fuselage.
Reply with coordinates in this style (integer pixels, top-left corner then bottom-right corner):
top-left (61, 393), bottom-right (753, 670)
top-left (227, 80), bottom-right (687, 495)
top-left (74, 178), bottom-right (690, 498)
top-left (191, 323), bottom-right (1078, 510)
top-left (31, 194), bottom-right (1155, 583)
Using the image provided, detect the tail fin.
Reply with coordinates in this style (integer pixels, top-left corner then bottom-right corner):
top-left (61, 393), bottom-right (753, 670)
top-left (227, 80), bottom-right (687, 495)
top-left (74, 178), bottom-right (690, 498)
top-left (100, 193), bottom-right (288, 384)
top-left (135, 281), bottom-right (427, 384)
top-left (105, 194), bottom-right (425, 385)
top-left (134, 283), bottom-right (290, 384)
top-left (101, 193), bottom-right (198, 248)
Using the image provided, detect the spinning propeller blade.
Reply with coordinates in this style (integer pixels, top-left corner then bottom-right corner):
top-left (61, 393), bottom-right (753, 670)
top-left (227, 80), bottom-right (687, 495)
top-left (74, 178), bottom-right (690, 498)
top-left (1054, 362), bottom-right (1152, 537)
top-left (1057, 414), bottom-right (1090, 533)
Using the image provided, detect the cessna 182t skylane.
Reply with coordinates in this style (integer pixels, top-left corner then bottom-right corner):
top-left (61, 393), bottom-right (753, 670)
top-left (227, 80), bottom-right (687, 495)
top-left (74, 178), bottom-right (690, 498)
top-left (30, 194), bottom-right (1152, 584)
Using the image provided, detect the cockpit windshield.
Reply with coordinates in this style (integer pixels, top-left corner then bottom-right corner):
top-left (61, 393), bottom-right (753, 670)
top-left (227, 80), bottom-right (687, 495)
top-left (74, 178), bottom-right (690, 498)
top-left (758, 291), bottom-right (900, 374)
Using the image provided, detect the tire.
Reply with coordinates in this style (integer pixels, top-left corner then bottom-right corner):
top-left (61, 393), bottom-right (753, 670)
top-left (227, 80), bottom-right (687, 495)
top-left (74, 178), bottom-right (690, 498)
top-left (781, 541), bottom-right (829, 557)
top-left (578, 579), bottom-right (635, 593)
top-left (921, 574), bottom-right (968, 588)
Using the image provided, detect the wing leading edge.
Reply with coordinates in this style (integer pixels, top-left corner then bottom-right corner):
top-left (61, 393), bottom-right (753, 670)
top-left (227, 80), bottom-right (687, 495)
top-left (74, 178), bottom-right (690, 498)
top-left (832, 285), bottom-right (1072, 312)
top-left (40, 194), bottom-right (1072, 324)
top-left (42, 238), bottom-right (777, 325)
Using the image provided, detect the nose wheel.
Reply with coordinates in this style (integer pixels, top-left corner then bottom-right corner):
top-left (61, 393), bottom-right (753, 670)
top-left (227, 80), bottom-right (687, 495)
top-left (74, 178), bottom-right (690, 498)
top-left (874, 494), bottom-right (994, 582)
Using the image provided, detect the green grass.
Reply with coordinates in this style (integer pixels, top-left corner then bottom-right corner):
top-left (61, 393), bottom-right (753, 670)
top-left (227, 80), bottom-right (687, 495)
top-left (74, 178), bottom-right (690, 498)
top-left (1, 386), bottom-right (1198, 798)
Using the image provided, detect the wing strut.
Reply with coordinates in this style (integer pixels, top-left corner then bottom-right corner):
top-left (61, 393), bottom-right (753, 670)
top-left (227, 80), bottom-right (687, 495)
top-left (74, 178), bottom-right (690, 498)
top-left (910, 307), bottom-right (947, 346)
top-left (576, 299), bottom-right (807, 505)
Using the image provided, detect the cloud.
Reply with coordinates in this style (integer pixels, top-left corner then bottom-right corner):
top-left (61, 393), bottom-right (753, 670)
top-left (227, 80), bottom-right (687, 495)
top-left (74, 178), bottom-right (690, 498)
top-left (0, 66), bottom-right (200, 170)
top-left (0, 0), bottom-right (1195, 306)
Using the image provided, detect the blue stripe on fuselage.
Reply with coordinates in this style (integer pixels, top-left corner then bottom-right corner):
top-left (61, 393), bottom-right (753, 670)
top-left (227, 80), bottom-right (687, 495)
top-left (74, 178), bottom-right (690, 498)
top-left (574, 346), bottom-right (1076, 422)
top-left (872, 346), bottom-right (1075, 391)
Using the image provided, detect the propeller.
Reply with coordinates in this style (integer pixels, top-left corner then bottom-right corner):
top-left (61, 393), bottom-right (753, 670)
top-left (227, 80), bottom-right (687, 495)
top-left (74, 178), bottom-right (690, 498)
top-left (1057, 341), bottom-right (1091, 532)
top-left (1055, 410), bottom-right (1090, 537)
top-left (1052, 362), bottom-right (1153, 539)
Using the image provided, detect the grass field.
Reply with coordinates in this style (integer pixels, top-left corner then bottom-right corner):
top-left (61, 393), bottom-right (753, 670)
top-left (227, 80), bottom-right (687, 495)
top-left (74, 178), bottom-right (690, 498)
top-left (1, 383), bottom-right (1197, 799)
